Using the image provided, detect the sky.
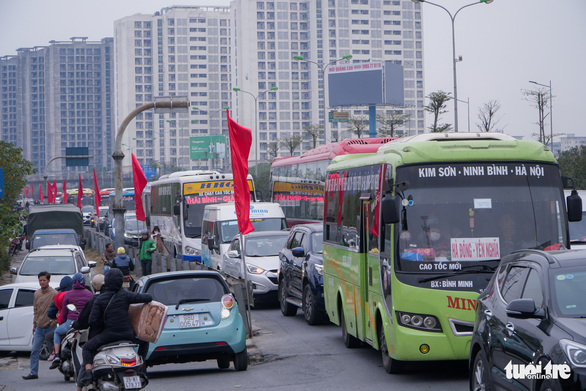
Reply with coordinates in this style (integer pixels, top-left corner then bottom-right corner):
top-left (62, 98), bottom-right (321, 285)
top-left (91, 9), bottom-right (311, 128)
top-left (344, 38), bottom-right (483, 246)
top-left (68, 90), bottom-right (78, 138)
top-left (1, 0), bottom-right (584, 141)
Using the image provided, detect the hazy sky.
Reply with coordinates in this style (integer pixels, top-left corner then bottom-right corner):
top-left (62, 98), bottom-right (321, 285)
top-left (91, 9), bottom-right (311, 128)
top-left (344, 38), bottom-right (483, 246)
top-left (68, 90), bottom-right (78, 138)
top-left (1, 0), bottom-right (584, 141)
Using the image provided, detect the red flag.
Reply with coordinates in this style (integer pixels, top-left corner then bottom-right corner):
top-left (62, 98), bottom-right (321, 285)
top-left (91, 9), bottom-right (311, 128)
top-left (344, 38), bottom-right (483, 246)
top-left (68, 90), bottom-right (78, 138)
top-left (39, 184), bottom-right (44, 203)
top-left (51, 181), bottom-right (57, 204)
top-left (77, 174), bottom-right (83, 209)
top-left (227, 109), bottom-right (254, 235)
top-left (32, 185), bottom-right (35, 198)
top-left (93, 168), bottom-right (101, 218)
top-left (63, 178), bottom-right (67, 204)
top-left (131, 154), bottom-right (147, 221)
top-left (47, 181), bottom-right (54, 204)
top-left (25, 186), bottom-right (29, 198)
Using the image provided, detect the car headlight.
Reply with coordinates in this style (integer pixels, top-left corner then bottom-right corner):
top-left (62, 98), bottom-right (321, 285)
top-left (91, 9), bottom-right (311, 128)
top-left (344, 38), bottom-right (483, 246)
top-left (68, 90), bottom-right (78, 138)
top-left (247, 264), bottom-right (265, 274)
top-left (185, 246), bottom-right (201, 256)
top-left (124, 233), bottom-right (131, 238)
top-left (560, 339), bottom-right (586, 367)
top-left (396, 311), bottom-right (442, 332)
top-left (314, 264), bottom-right (323, 276)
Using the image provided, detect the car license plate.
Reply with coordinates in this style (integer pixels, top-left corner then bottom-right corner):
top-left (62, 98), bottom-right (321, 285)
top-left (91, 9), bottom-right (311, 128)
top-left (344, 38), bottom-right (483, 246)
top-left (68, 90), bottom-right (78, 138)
top-left (179, 314), bottom-right (200, 329)
top-left (123, 376), bottom-right (141, 389)
top-left (122, 281), bottom-right (130, 288)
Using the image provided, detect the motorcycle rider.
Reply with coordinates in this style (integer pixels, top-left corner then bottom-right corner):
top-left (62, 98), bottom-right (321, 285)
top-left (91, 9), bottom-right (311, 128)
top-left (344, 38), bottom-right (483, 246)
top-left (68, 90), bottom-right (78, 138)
top-left (111, 246), bottom-right (135, 289)
top-left (80, 268), bottom-right (152, 385)
top-left (46, 276), bottom-right (74, 361)
top-left (72, 274), bottom-right (105, 391)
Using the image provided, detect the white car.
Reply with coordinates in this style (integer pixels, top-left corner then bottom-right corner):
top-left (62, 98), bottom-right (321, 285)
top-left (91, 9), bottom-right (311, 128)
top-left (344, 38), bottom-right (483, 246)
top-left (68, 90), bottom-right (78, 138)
top-left (10, 245), bottom-right (97, 289)
top-left (81, 205), bottom-right (94, 225)
top-left (222, 231), bottom-right (290, 303)
top-left (0, 282), bottom-right (40, 352)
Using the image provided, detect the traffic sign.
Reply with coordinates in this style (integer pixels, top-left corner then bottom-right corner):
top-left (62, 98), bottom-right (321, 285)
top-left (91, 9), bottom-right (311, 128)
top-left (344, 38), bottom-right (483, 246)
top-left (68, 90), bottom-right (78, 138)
top-left (329, 111), bottom-right (349, 123)
top-left (65, 147), bottom-right (89, 166)
top-left (141, 164), bottom-right (156, 180)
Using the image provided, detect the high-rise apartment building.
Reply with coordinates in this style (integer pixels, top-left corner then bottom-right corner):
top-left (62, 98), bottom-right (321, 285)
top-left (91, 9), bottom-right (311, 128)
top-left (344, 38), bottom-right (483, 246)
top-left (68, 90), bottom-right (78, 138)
top-left (114, 1), bottom-right (425, 171)
top-left (0, 37), bottom-right (115, 177)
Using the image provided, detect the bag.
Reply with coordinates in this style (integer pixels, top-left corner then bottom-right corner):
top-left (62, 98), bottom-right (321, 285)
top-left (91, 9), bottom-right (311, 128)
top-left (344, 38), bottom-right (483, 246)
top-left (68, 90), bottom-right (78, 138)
top-left (128, 301), bottom-right (168, 344)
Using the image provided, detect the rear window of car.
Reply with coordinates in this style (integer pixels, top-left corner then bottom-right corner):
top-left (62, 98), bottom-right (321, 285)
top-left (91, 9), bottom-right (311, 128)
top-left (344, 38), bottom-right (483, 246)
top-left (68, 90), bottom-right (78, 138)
top-left (33, 234), bottom-right (78, 248)
top-left (20, 256), bottom-right (76, 275)
top-left (145, 277), bottom-right (228, 306)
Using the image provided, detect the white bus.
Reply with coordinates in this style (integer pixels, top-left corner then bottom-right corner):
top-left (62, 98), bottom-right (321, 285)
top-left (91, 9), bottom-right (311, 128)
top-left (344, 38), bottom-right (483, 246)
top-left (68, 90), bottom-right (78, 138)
top-left (147, 170), bottom-right (256, 262)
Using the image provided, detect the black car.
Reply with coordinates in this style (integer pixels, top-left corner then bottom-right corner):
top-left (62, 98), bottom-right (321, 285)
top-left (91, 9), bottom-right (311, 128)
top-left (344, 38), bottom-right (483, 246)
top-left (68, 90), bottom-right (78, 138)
top-left (278, 224), bottom-right (326, 325)
top-left (470, 249), bottom-right (586, 391)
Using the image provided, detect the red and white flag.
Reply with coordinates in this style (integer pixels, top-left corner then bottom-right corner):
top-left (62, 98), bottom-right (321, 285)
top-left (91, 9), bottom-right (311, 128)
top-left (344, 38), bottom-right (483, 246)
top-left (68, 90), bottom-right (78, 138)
top-left (131, 154), bottom-right (147, 222)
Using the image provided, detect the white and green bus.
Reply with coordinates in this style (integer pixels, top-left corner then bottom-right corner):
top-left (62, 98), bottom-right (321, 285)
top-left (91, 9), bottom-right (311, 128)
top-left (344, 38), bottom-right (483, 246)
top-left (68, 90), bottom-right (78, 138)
top-left (323, 132), bottom-right (582, 373)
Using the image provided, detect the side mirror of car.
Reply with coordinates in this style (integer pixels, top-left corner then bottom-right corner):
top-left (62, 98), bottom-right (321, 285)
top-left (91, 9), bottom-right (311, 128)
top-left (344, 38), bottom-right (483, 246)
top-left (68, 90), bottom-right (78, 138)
top-left (227, 250), bottom-right (240, 259)
top-left (292, 247), bottom-right (305, 258)
top-left (382, 195), bottom-right (400, 225)
top-left (506, 298), bottom-right (544, 319)
top-left (88, 261), bottom-right (97, 268)
top-left (80, 266), bottom-right (90, 274)
top-left (10, 267), bottom-right (17, 275)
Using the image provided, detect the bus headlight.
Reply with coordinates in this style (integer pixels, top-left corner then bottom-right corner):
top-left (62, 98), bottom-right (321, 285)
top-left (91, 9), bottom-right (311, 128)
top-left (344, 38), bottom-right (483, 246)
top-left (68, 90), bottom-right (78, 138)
top-left (397, 311), bottom-right (442, 332)
top-left (185, 246), bottom-right (200, 256)
top-left (247, 264), bottom-right (265, 274)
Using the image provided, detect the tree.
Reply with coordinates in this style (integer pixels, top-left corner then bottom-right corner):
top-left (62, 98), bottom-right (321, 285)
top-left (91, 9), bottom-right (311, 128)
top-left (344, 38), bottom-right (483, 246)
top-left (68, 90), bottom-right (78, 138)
top-left (280, 134), bottom-right (302, 156)
top-left (522, 88), bottom-right (552, 145)
top-left (557, 146), bottom-right (586, 189)
top-left (149, 160), bottom-right (160, 180)
top-left (476, 100), bottom-right (505, 132)
top-left (0, 141), bottom-right (36, 271)
top-left (303, 123), bottom-right (324, 149)
top-left (376, 111), bottom-right (411, 137)
top-left (346, 115), bottom-right (369, 138)
top-left (424, 90), bottom-right (452, 132)
top-left (267, 141), bottom-right (280, 161)
top-left (250, 162), bottom-right (271, 201)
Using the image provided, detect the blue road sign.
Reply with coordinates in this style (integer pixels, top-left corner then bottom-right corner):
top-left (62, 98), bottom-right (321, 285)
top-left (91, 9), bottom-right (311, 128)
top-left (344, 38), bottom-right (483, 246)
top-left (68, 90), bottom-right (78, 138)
top-left (0, 168), bottom-right (4, 199)
top-left (141, 164), bottom-right (156, 180)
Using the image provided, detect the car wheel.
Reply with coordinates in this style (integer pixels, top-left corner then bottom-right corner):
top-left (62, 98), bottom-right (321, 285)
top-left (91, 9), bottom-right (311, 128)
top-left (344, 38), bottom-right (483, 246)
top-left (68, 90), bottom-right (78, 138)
top-left (303, 284), bottom-right (325, 325)
top-left (379, 323), bottom-right (404, 374)
top-left (39, 340), bottom-right (51, 361)
top-left (340, 307), bottom-right (360, 348)
top-left (233, 348), bottom-right (248, 371)
top-left (279, 280), bottom-right (297, 316)
top-left (217, 357), bottom-right (230, 369)
top-left (471, 350), bottom-right (491, 391)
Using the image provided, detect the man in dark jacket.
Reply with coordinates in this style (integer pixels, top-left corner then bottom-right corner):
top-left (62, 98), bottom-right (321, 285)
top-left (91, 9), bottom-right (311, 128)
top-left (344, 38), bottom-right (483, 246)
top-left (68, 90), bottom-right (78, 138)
top-left (81, 269), bottom-right (152, 383)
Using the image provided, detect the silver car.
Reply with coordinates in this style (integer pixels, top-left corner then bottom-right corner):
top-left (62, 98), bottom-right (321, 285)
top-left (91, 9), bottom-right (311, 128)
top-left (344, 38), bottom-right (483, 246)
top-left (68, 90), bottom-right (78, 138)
top-left (222, 231), bottom-right (290, 303)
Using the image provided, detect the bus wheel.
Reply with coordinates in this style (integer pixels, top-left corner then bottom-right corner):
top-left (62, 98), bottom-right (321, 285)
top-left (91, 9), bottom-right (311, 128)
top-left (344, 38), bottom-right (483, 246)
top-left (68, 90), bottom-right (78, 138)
top-left (340, 307), bottom-right (360, 348)
top-left (379, 324), bottom-right (405, 374)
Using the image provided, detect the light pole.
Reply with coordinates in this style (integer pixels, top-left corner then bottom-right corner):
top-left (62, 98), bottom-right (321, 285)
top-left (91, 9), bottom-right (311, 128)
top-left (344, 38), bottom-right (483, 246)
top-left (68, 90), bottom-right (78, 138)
top-left (293, 55), bottom-right (352, 143)
top-left (456, 97), bottom-right (470, 132)
top-left (232, 87), bottom-right (278, 177)
top-left (529, 80), bottom-right (553, 149)
top-left (412, 0), bottom-right (493, 132)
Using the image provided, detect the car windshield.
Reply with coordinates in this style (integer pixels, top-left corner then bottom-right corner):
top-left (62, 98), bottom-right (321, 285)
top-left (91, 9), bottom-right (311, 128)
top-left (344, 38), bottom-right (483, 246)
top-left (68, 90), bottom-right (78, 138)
top-left (125, 219), bottom-right (141, 231)
top-left (81, 205), bottom-right (93, 213)
top-left (311, 232), bottom-right (323, 254)
top-left (33, 234), bottom-right (78, 248)
top-left (146, 276), bottom-right (228, 306)
top-left (245, 235), bottom-right (289, 257)
top-left (220, 218), bottom-right (287, 243)
top-left (20, 256), bottom-right (76, 275)
top-left (550, 266), bottom-right (586, 317)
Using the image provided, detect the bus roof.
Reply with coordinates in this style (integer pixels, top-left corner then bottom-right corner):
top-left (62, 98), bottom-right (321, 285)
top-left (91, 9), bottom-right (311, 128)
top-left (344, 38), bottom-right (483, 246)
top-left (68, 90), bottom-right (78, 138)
top-left (66, 188), bottom-right (94, 195)
top-left (109, 188), bottom-right (135, 196)
top-left (203, 202), bottom-right (285, 220)
top-left (151, 170), bottom-right (252, 186)
top-left (329, 132), bottom-right (557, 170)
top-left (271, 137), bottom-right (395, 167)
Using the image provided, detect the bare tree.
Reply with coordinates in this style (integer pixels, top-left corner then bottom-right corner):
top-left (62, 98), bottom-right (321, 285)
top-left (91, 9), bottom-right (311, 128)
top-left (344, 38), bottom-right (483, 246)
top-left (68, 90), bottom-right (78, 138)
top-left (303, 123), bottom-right (324, 149)
top-left (280, 134), bottom-right (303, 156)
top-left (376, 111), bottom-right (411, 137)
top-left (346, 115), bottom-right (369, 138)
top-left (476, 100), bottom-right (504, 132)
top-left (522, 88), bottom-right (551, 145)
top-left (424, 90), bottom-right (452, 132)
top-left (267, 141), bottom-right (280, 161)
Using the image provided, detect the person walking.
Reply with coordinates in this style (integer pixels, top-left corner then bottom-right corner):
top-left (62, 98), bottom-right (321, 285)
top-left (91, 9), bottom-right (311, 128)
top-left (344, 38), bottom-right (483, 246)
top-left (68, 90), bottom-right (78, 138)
top-left (151, 226), bottom-right (170, 256)
top-left (101, 243), bottom-right (116, 274)
top-left (22, 271), bottom-right (57, 380)
top-left (138, 229), bottom-right (156, 276)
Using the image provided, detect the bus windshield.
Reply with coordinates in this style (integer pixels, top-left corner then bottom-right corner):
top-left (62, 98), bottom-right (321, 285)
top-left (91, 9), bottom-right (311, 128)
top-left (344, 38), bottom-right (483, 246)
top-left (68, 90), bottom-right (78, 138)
top-left (394, 162), bottom-right (567, 273)
top-left (219, 218), bottom-right (287, 243)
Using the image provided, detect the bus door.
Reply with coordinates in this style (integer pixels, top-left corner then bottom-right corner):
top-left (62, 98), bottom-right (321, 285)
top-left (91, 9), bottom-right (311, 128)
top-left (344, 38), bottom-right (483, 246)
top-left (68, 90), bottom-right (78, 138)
top-left (360, 194), bottom-right (376, 344)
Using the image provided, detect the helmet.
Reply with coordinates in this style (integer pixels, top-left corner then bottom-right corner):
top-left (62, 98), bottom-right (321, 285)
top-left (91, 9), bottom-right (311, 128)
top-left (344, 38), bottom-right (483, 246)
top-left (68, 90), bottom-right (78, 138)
top-left (91, 274), bottom-right (105, 291)
top-left (117, 246), bottom-right (126, 255)
top-left (140, 229), bottom-right (149, 235)
top-left (72, 273), bottom-right (85, 286)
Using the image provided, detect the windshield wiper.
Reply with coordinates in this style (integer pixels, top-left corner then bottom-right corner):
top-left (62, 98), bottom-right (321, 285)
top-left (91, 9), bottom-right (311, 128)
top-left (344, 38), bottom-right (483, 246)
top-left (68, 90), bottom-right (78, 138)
top-left (419, 269), bottom-right (495, 283)
top-left (175, 298), bottom-right (210, 309)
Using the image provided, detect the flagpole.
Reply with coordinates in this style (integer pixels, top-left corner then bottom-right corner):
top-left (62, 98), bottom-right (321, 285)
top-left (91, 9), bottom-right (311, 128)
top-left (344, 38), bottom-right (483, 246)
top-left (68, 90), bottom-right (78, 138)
top-left (239, 232), bottom-right (252, 338)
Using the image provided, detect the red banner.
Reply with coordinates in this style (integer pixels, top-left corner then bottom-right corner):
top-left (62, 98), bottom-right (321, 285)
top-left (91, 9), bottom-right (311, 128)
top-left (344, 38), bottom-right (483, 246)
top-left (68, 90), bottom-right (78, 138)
top-left (131, 154), bottom-right (147, 221)
top-left (77, 174), bottom-right (83, 209)
top-left (63, 179), bottom-right (67, 203)
top-left (51, 180), bottom-right (57, 204)
top-left (227, 109), bottom-right (254, 235)
top-left (47, 181), bottom-right (54, 204)
top-left (93, 168), bottom-right (101, 218)
top-left (39, 184), bottom-right (43, 203)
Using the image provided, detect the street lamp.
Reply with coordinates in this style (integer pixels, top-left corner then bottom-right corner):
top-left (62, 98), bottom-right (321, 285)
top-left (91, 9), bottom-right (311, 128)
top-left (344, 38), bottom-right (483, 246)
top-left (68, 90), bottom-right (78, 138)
top-left (293, 54), bottom-right (352, 143)
top-left (455, 97), bottom-right (470, 132)
top-left (412, 0), bottom-right (493, 132)
top-left (529, 80), bottom-right (553, 149)
top-left (233, 86), bottom-right (278, 177)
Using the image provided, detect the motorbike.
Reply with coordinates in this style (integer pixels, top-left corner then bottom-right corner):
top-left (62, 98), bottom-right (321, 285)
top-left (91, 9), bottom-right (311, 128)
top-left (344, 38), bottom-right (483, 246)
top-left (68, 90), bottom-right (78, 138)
top-left (9, 237), bottom-right (20, 256)
top-left (55, 327), bottom-right (78, 382)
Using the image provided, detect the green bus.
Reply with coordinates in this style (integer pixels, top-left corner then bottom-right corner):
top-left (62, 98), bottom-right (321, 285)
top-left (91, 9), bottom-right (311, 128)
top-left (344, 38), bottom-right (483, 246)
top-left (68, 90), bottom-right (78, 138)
top-left (323, 132), bottom-right (581, 373)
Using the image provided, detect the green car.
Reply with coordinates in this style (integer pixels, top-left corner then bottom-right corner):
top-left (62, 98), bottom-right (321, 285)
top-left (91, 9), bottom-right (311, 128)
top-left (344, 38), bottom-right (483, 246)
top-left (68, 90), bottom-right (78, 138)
top-left (133, 271), bottom-right (248, 371)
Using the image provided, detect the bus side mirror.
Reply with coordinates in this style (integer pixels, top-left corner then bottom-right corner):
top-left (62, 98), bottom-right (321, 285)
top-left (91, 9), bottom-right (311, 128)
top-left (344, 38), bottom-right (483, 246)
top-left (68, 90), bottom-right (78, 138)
top-left (208, 237), bottom-right (215, 251)
top-left (567, 190), bottom-right (583, 222)
top-left (381, 195), bottom-right (400, 225)
top-left (255, 190), bottom-right (263, 201)
top-left (173, 204), bottom-right (181, 216)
